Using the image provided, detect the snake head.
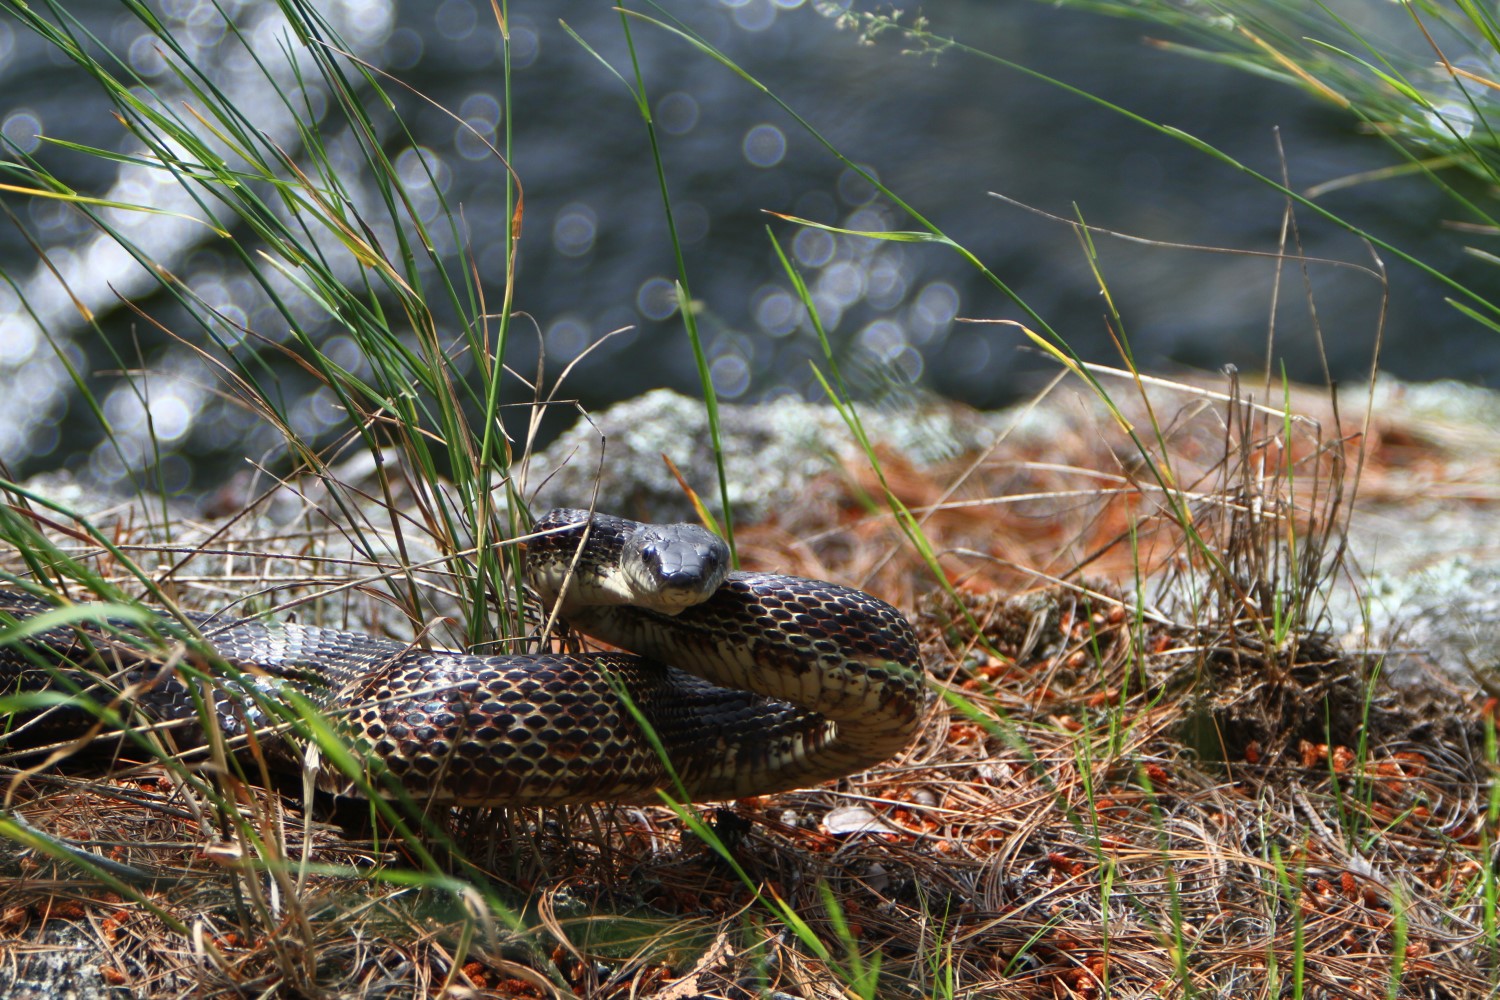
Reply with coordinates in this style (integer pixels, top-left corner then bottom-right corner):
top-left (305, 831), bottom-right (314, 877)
top-left (621, 522), bottom-right (731, 615)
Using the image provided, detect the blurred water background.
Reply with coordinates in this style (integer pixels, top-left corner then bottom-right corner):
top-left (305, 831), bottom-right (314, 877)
top-left (0, 0), bottom-right (1495, 497)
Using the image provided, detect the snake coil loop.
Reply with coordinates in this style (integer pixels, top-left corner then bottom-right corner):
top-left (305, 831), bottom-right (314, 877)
top-left (0, 509), bottom-right (924, 805)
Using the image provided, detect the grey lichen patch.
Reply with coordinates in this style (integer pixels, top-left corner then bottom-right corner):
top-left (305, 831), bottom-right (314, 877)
top-left (528, 388), bottom-right (995, 522)
top-left (1353, 556), bottom-right (1500, 684)
top-left (1369, 377), bottom-right (1500, 431)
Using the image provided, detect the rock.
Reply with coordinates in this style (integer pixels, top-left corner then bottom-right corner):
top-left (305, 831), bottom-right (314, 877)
top-left (527, 387), bottom-right (993, 523)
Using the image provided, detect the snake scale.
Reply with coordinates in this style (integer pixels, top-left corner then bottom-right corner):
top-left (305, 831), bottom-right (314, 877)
top-left (0, 509), bottom-right (924, 806)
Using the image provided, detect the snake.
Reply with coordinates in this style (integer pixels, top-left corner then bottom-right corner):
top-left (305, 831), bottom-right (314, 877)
top-left (0, 509), bottom-right (924, 806)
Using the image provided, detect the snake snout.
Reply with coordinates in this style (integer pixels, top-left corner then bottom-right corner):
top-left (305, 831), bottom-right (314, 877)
top-left (624, 522), bottom-right (730, 614)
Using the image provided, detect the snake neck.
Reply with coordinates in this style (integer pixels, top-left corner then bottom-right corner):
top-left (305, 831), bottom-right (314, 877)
top-left (556, 571), bottom-right (925, 798)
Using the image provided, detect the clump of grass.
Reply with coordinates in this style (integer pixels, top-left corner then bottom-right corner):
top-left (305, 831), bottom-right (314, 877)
top-left (1032, 0), bottom-right (1500, 324)
top-left (1043, 0), bottom-right (1500, 184)
top-left (0, 0), bottom-right (557, 992)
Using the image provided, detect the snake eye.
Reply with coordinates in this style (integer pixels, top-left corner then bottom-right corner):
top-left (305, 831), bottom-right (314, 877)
top-left (697, 545), bottom-right (725, 579)
top-left (639, 543), bottom-right (665, 575)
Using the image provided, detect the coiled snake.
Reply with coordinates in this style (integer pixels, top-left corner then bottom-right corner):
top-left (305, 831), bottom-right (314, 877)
top-left (0, 509), bottom-right (923, 806)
